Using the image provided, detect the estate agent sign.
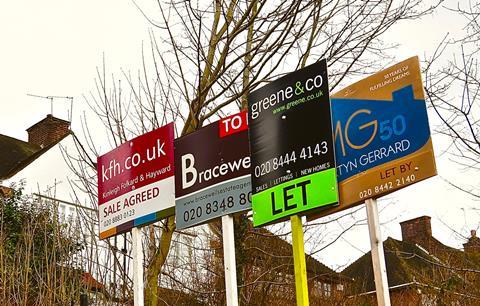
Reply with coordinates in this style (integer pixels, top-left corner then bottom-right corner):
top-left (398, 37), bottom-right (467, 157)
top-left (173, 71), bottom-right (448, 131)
top-left (175, 111), bottom-right (252, 229)
top-left (248, 60), bottom-right (339, 226)
top-left (309, 56), bottom-right (437, 220)
top-left (97, 123), bottom-right (175, 239)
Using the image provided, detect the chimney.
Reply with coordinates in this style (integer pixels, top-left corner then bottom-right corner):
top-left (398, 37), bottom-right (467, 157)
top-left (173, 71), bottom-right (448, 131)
top-left (463, 230), bottom-right (480, 254)
top-left (26, 115), bottom-right (70, 148)
top-left (400, 216), bottom-right (432, 246)
top-left (0, 185), bottom-right (14, 198)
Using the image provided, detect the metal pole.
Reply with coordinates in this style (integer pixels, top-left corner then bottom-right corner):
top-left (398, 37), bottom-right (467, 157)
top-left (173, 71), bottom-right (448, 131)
top-left (365, 198), bottom-right (391, 306)
top-left (132, 227), bottom-right (144, 306)
top-left (80, 293), bottom-right (88, 306)
top-left (291, 215), bottom-right (309, 306)
top-left (113, 235), bottom-right (117, 299)
top-left (221, 215), bottom-right (239, 306)
top-left (123, 233), bottom-right (127, 302)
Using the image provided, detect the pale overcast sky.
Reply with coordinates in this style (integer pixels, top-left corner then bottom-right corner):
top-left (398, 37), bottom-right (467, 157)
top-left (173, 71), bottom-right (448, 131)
top-left (0, 0), bottom-right (477, 269)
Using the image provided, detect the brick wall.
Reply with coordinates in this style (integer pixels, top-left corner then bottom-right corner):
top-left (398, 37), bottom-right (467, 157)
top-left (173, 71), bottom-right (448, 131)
top-left (464, 230), bottom-right (480, 253)
top-left (27, 115), bottom-right (70, 148)
top-left (400, 216), bottom-right (432, 246)
top-left (0, 185), bottom-right (13, 198)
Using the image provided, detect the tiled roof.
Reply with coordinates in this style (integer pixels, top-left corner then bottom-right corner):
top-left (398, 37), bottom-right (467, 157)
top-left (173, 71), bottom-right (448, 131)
top-left (210, 220), bottom-right (351, 283)
top-left (0, 134), bottom-right (40, 180)
top-left (242, 222), bottom-right (351, 283)
top-left (0, 132), bottom-right (70, 180)
top-left (342, 237), bottom-right (480, 293)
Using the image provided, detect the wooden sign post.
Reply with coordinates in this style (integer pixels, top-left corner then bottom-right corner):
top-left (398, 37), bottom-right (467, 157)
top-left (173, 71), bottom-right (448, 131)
top-left (291, 215), bottom-right (309, 306)
top-left (132, 227), bottom-right (145, 306)
top-left (307, 57), bottom-right (437, 305)
top-left (365, 198), bottom-right (391, 306)
top-left (97, 123), bottom-right (176, 305)
top-left (174, 112), bottom-right (251, 306)
top-left (248, 60), bottom-right (338, 306)
top-left (222, 215), bottom-right (239, 306)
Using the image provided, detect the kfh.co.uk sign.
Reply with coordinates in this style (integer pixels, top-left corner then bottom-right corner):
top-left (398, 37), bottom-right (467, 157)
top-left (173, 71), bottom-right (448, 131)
top-left (97, 123), bottom-right (175, 239)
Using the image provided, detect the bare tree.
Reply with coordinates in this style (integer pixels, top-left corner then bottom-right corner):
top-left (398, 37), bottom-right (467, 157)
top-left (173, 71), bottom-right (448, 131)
top-left (66, 0), bottom-right (442, 304)
top-left (424, 1), bottom-right (480, 199)
top-left (0, 183), bottom-right (88, 305)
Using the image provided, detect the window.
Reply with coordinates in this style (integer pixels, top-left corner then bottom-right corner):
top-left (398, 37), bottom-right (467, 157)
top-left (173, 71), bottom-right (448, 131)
top-left (323, 283), bottom-right (331, 297)
top-left (59, 204), bottom-right (66, 221)
top-left (312, 280), bottom-right (322, 297)
top-left (68, 206), bottom-right (75, 219)
top-left (313, 281), bottom-right (333, 297)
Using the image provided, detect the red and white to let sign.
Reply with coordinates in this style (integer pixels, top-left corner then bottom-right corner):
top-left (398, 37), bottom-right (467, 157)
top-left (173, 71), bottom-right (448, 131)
top-left (97, 123), bottom-right (175, 239)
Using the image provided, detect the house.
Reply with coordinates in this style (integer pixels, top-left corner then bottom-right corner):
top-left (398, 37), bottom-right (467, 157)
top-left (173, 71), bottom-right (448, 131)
top-left (209, 220), bottom-right (352, 305)
top-left (0, 114), bottom-right (114, 302)
top-left (1, 114), bottom-right (74, 205)
top-left (0, 114), bottom-right (98, 218)
top-left (464, 229), bottom-right (480, 253)
top-left (343, 216), bottom-right (480, 305)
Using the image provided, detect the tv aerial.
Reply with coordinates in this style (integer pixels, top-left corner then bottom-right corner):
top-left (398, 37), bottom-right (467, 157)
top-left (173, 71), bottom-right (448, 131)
top-left (26, 94), bottom-right (74, 122)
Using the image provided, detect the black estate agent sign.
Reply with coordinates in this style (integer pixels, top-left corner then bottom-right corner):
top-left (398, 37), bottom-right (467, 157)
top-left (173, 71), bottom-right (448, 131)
top-left (248, 60), bottom-right (339, 226)
top-left (175, 111), bottom-right (252, 229)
